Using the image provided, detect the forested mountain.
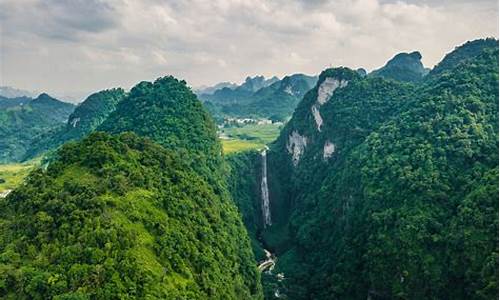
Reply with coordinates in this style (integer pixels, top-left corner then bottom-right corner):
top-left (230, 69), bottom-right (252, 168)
top-left (370, 51), bottom-right (429, 82)
top-left (201, 74), bottom-right (317, 122)
top-left (0, 96), bottom-right (31, 109)
top-left (0, 76), bottom-right (262, 299)
top-left (99, 77), bottom-right (225, 181)
top-left (24, 88), bottom-right (126, 160)
top-left (227, 38), bottom-right (498, 299)
top-left (0, 94), bottom-right (74, 163)
top-left (430, 38), bottom-right (499, 77)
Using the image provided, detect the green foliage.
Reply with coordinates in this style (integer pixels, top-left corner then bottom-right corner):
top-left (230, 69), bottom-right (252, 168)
top-left (24, 89), bottom-right (126, 160)
top-left (0, 94), bottom-right (75, 163)
top-left (430, 38), bottom-right (498, 77)
top-left (99, 77), bottom-right (223, 183)
top-left (370, 51), bottom-right (429, 82)
top-left (225, 151), bottom-right (266, 260)
top-left (0, 132), bottom-right (262, 299)
top-left (257, 39), bottom-right (498, 299)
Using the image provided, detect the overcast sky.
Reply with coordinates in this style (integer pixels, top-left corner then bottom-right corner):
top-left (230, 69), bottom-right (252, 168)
top-left (0, 0), bottom-right (498, 101)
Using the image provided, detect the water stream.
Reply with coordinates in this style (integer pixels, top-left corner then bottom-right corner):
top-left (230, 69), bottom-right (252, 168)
top-left (261, 148), bottom-right (272, 227)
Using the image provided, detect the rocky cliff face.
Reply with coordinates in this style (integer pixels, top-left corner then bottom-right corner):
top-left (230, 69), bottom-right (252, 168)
top-left (256, 39), bottom-right (498, 299)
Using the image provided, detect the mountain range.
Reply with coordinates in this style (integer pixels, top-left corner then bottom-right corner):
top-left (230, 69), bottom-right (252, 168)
top-left (0, 38), bottom-right (497, 300)
top-left (200, 74), bottom-right (317, 122)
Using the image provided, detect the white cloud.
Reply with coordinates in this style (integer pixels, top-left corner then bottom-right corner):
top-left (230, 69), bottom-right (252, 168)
top-left (0, 0), bottom-right (497, 100)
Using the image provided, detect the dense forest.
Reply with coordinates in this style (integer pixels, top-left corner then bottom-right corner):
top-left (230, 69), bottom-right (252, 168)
top-left (0, 77), bottom-right (262, 299)
top-left (232, 38), bottom-right (498, 299)
top-left (24, 89), bottom-right (126, 160)
top-left (0, 94), bottom-right (75, 163)
top-left (0, 38), bottom-right (497, 300)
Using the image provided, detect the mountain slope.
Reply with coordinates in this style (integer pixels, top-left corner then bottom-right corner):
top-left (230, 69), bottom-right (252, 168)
top-left (0, 94), bottom-right (75, 163)
top-left (0, 132), bottom-right (262, 299)
top-left (370, 51), bottom-right (429, 82)
top-left (0, 76), bottom-right (263, 299)
top-left (24, 88), bottom-right (126, 160)
top-left (430, 38), bottom-right (498, 77)
top-left (232, 39), bottom-right (498, 299)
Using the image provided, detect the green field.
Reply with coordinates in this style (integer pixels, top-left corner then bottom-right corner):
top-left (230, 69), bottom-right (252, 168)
top-left (220, 123), bottom-right (282, 144)
top-left (222, 139), bottom-right (266, 154)
top-left (220, 123), bottom-right (282, 154)
top-left (0, 159), bottom-right (39, 193)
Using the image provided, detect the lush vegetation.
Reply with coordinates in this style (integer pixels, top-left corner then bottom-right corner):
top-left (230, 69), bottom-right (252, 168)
top-left (0, 76), bottom-right (263, 299)
top-left (0, 94), bottom-right (74, 163)
top-left (234, 39), bottom-right (499, 299)
top-left (0, 37), bottom-right (497, 300)
top-left (201, 74), bottom-right (317, 122)
top-left (99, 77), bottom-right (224, 182)
top-left (0, 132), bottom-right (262, 299)
top-left (226, 151), bottom-right (266, 261)
top-left (24, 89), bottom-right (126, 160)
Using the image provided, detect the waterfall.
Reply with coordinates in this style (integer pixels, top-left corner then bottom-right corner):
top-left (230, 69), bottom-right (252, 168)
top-left (261, 148), bottom-right (272, 227)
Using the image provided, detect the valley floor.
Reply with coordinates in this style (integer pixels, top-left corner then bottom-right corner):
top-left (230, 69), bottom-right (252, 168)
top-left (0, 159), bottom-right (39, 194)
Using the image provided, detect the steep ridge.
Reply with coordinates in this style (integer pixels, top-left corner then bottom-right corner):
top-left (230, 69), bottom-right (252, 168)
top-left (0, 93), bottom-right (75, 163)
top-left (232, 39), bottom-right (498, 299)
top-left (99, 76), bottom-right (224, 184)
top-left (429, 38), bottom-right (498, 77)
top-left (0, 76), bottom-right (263, 299)
top-left (370, 51), bottom-right (429, 82)
top-left (24, 88), bottom-right (126, 160)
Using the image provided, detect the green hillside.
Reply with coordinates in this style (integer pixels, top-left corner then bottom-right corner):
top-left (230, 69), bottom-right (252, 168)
top-left (0, 94), bottom-right (75, 163)
top-left (0, 76), bottom-right (263, 299)
top-left (228, 39), bottom-right (498, 299)
top-left (24, 89), bottom-right (126, 160)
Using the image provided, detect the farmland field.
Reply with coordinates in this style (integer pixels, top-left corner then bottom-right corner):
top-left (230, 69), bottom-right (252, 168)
top-left (220, 123), bottom-right (282, 153)
top-left (0, 159), bottom-right (39, 193)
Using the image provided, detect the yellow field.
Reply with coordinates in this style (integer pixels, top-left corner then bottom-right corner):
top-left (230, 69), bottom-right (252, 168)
top-left (0, 160), bottom-right (39, 193)
top-left (222, 139), bottom-right (266, 154)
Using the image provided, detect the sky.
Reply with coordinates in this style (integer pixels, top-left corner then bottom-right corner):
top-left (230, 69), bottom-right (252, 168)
top-left (0, 0), bottom-right (498, 102)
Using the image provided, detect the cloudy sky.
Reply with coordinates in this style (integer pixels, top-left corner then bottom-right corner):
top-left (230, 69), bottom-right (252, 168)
top-left (0, 0), bottom-right (498, 101)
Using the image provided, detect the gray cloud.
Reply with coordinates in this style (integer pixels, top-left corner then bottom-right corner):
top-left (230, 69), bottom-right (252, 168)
top-left (0, 0), bottom-right (498, 101)
top-left (1, 0), bottom-right (119, 41)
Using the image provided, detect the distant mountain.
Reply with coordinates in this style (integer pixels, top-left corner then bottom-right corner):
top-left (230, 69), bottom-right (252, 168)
top-left (195, 81), bottom-right (238, 95)
top-left (24, 88), bottom-right (126, 160)
top-left (0, 93), bottom-right (75, 163)
top-left (0, 86), bottom-right (37, 98)
top-left (201, 74), bottom-right (317, 122)
top-left (0, 95), bottom-right (32, 109)
top-left (370, 51), bottom-right (429, 82)
top-left (238, 75), bottom-right (280, 92)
